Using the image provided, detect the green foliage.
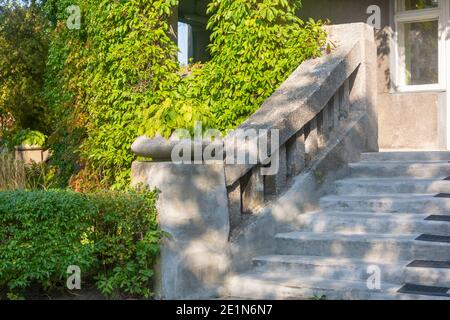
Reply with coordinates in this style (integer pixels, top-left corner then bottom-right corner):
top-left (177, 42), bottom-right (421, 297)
top-left (0, 188), bottom-right (161, 299)
top-left (42, 0), bottom-right (325, 189)
top-left (25, 162), bottom-right (59, 190)
top-left (92, 189), bottom-right (160, 298)
top-left (77, 0), bottom-right (182, 189)
top-left (43, 0), bottom-right (210, 189)
top-left (12, 129), bottom-right (47, 147)
top-left (41, 0), bottom-right (89, 188)
top-left (0, 151), bottom-right (60, 191)
top-left (0, 190), bottom-right (96, 292)
top-left (179, 0), bottom-right (326, 131)
top-left (0, 1), bottom-right (50, 134)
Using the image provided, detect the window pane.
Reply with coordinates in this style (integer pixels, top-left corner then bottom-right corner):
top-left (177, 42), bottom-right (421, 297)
top-left (400, 20), bottom-right (439, 85)
top-left (177, 22), bottom-right (193, 66)
top-left (403, 0), bottom-right (439, 10)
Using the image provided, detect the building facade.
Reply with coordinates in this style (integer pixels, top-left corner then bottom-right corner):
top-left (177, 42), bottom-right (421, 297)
top-left (301, 0), bottom-right (447, 150)
top-left (176, 0), bottom-right (449, 150)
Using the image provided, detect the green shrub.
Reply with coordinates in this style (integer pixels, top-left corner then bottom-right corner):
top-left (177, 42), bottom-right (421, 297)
top-left (0, 1), bottom-right (50, 133)
top-left (0, 188), bottom-right (160, 299)
top-left (90, 190), bottom-right (160, 298)
top-left (43, 0), bottom-right (189, 190)
top-left (0, 190), bottom-right (95, 292)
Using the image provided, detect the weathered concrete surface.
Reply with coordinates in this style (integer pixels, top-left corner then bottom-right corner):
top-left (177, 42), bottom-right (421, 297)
top-left (300, 0), bottom-right (390, 28)
top-left (378, 92), bottom-right (441, 150)
top-left (131, 134), bottom-right (224, 161)
top-left (229, 110), bottom-right (369, 273)
top-left (225, 149), bottom-right (450, 300)
top-left (131, 162), bottom-right (230, 299)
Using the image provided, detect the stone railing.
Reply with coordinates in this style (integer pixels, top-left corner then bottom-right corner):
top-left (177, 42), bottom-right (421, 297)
top-left (131, 23), bottom-right (377, 299)
top-left (224, 23), bottom-right (377, 228)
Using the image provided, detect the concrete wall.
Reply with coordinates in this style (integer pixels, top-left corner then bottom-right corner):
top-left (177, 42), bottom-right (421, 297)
top-left (131, 162), bottom-right (230, 299)
top-left (299, 0), bottom-right (445, 150)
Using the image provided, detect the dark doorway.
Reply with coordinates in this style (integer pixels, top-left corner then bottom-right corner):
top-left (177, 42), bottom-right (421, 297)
top-left (178, 0), bottom-right (211, 64)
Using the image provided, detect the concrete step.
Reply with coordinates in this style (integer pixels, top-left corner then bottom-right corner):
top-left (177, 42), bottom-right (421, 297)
top-left (224, 152), bottom-right (450, 300)
top-left (362, 151), bottom-right (450, 162)
top-left (406, 264), bottom-right (450, 287)
top-left (275, 232), bottom-right (450, 262)
top-left (224, 271), bottom-right (449, 300)
top-left (253, 255), bottom-right (408, 284)
top-left (253, 255), bottom-right (450, 288)
top-left (335, 178), bottom-right (450, 195)
top-left (319, 194), bottom-right (450, 214)
top-left (296, 212), bottom-right (450, 236)
top-left (349, 162), bottom-right (450, 178)
top-left (309, 210), bottom-right (450, 217)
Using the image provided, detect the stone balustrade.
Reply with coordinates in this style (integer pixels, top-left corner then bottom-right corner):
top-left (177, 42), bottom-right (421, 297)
top-left (131, 23), bottom-right (377, 299)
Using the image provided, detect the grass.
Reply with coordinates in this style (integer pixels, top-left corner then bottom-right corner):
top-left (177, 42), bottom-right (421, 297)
top-left (0, 151), bottom-right (26, 190)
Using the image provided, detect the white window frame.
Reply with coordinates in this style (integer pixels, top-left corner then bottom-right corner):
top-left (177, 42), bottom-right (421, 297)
top-left (393, 0), bottom-right (448, 92)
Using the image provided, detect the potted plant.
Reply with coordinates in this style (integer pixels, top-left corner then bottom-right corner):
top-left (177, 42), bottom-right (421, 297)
top-left (13, 129), bottom-right (49, 164)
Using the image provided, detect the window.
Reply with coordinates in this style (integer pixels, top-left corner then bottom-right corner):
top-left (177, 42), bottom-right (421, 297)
top-left (178, 22), bottom-right (193, 66)
top-left (401, 0), bottom-right (439, 10)
top-left (394, 0), bottom-right (446, 91)
top-left (398, 19), bottom-right (439, 85)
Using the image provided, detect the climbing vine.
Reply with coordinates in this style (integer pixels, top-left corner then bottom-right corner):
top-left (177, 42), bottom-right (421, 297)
top-left (42, 0), bottom-right (325, 189)
top-left (187, 0), bottom-right (327, 131)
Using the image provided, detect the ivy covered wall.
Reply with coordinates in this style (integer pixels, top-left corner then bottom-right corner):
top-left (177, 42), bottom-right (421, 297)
top-left (40, 0), bottom-right (326, 190)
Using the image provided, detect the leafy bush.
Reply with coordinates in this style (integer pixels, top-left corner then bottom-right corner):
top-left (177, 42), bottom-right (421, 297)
top-left (0, 188), bottom-right (160, 299)
top-left (43, 0), bottom-right (192, 190)
top-left (0, 190), bottom-right (95, 293)
top-left (0, 1), bottom-right (50, 133)
top-left (92, 190), bottom-right (160, 298)
top-left (161, 0), bottom-right (327, 131)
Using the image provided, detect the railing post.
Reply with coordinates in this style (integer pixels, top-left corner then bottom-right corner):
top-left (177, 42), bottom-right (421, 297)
top-left (286, 129), bottom-right (306, 177)
top-left (131, 161), bottom-right (230, 299)
top-left (227, 182), bottom-right (242, 229)
top-left (340, 79), bottom-right (350, 119)
top-left (264, 145), bottom-right (287, 197)
top-left (241, 166), bottom-right (265, 213)
top-left (333, 90), bottom-right (341, 126)
top-left (305, 119), bottom-right (319, 164)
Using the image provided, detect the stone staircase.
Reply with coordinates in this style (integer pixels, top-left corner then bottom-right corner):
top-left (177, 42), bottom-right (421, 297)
top-left (224, 151), bottom-right (450, 300)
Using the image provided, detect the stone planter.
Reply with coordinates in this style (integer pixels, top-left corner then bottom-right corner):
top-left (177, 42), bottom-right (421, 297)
top-left (15, 145), bottom-right (50, 165)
